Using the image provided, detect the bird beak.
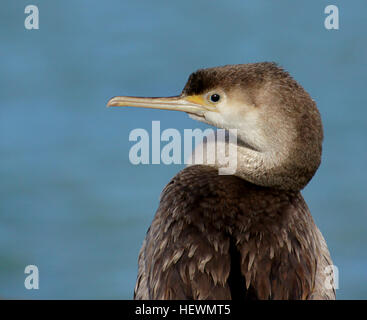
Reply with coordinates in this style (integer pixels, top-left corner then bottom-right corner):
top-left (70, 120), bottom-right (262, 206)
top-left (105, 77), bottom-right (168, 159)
top-left (107, 95), bottom-right (211, 116)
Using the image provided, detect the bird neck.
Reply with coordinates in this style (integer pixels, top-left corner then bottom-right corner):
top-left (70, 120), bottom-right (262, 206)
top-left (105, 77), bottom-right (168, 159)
top-left (187, 130), bottom-right (305, 191)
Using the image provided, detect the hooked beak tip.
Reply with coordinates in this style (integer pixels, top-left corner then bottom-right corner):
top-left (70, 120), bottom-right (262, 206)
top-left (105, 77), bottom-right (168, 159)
top-left (106, 97), bottom-right (118, 107)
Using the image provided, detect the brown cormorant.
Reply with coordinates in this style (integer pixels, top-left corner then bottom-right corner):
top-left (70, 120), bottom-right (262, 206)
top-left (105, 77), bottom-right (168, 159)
top-left (107, 62), bottom-right (335, 300)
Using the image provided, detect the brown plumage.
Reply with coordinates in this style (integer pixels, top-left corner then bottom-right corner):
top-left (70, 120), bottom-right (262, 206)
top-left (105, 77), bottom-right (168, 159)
top-left (108, 62), bottom-right (335, 300)
top-left (134, 166), bottom-right (334, 299)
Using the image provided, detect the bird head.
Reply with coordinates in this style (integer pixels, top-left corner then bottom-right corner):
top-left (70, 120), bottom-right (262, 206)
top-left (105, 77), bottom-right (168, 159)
top-left (108, 62), bottom-right (323, 190)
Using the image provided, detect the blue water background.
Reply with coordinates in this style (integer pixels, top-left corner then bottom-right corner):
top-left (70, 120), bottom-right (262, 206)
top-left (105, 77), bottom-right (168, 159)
top-left (0, 1), bottom-right (366, 299)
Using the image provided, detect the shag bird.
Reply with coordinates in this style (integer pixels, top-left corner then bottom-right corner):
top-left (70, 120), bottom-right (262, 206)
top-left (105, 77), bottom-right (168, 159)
top-left (107, 62), bottom-right (335, 300)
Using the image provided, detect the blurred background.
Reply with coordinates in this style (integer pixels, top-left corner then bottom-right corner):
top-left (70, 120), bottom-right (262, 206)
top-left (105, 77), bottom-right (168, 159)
top-left (1, 0), bottom-right (366, 299)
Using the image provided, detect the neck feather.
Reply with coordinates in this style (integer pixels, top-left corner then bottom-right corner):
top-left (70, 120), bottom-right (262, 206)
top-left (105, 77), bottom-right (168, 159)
top-left (187, 132), bottom-right (311, 191)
